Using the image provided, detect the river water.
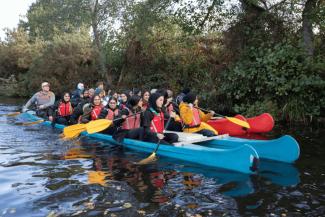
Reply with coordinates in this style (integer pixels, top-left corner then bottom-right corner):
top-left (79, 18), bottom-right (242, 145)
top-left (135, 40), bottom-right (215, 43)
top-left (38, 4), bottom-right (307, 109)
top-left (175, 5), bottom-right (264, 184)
top-left (0, 98), bottom-right (324, 217)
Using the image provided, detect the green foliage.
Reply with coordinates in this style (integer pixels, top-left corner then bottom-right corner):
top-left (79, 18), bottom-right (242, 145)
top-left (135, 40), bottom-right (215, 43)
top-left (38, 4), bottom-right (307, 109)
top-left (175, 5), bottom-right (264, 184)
top-left (20, 0), bottom-right (92, 40)
top-left (0, 28), bottom-right (45, 78)
top-left (18, 29), bottom-right (100, 97)
top-left (221, 42), bottom-right (325, 121)
top-left (0, 0), bottom-right (324, 124)
top-left (234, 100), bottom-right (279, 119)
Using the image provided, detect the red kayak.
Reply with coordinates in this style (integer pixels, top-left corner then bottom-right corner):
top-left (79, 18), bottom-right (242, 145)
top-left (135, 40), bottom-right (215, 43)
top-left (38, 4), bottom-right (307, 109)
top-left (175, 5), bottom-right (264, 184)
top-left (207, 113), bottom-right (274, 136)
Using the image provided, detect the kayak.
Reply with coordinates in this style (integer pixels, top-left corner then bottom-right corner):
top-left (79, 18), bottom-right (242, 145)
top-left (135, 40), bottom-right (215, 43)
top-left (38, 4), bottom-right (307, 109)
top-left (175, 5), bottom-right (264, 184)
top-left (207, 113), bottom-right (274, 136)
top-left (204, 134), bottom-right (299, 163)
top-left (19, 112), bottom-right (299, 173)
top-left (246, 113), bottom-right (274, 134)
top-left (21, 112), bottom-right (259, 174)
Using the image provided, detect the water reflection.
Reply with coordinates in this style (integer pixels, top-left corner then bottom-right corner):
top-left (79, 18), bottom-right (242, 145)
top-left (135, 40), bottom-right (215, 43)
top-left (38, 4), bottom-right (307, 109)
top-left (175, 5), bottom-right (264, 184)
top-left (60, 137), bottom-right (301, 202)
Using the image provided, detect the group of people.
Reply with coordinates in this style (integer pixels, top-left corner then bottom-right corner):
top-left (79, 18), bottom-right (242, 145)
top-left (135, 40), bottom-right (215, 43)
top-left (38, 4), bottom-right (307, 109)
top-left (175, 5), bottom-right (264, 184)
top-left (22, 81), bottom-right (218, 145)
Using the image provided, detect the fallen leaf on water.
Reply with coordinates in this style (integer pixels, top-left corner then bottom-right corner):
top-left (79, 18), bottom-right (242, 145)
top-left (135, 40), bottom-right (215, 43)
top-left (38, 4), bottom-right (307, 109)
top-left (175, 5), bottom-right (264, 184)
top-left (137, 210), bottom-right (146, 215)
top-left (72, 210), bottom-right (84, 216)
top-left (123, 203), bottom-right (132, 208)
top-left (84, 202), bottom-right (95, 209)
top-left (47, 211), bottom-right (58, 217)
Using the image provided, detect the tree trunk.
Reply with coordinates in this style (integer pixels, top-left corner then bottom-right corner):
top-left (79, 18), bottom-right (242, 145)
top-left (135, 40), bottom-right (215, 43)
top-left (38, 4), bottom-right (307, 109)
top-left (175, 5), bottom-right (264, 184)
top-left (91, 0), bottom-right (107, 80)
top-left (302, 0), bottom-right (317, 57)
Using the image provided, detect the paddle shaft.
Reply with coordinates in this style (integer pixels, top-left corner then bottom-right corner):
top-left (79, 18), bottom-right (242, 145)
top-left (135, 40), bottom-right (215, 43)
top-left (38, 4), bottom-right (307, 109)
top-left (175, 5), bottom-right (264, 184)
top-left (112, 111), bottom-right (142, 122)
top-left (153, 116), bottom-right (173, 153)
top-left (194, 106), bottom-right (225, 118)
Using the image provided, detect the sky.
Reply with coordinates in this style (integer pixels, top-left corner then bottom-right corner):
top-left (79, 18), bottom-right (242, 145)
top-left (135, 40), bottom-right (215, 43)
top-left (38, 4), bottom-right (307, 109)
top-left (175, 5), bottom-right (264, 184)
top-left (0, 0), bottom-right (36, 40)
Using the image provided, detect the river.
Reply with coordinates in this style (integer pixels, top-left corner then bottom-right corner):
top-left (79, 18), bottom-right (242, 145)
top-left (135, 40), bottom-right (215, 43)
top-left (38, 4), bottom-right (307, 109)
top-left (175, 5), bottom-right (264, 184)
top-left (0, 98), bottom-right (324, 217)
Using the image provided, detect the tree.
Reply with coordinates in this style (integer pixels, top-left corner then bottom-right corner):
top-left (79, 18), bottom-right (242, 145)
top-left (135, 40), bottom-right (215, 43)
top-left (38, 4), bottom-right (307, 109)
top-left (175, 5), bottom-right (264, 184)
top-left (20, 0), bottom-right (92, 40)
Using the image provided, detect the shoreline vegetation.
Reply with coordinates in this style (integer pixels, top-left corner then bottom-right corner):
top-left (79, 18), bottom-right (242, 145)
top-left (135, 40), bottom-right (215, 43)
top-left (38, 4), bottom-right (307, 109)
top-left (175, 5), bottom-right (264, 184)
top-left (0, 0), bottom-right (324, 124)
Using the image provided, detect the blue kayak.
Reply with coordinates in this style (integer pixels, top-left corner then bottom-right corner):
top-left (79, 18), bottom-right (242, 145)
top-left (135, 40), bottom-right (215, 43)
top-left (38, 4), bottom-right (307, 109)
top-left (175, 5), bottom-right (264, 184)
top-left (204, 135), bottom-right (300, 163)
top-left (21, 112), bottom-right (260, 174)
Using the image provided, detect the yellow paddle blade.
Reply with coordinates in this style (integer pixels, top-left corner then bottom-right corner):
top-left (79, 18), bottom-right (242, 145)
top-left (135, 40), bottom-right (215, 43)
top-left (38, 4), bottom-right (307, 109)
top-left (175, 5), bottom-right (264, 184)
top-left (0, 112), bottom-right (21, 117)
top-left (225, 117), bottom-right (250, 129)
top-left (63, 124), bottom-right (86, 139)
top-left (137, 152), bottom-right (157, 165)
top-left (86, 119), bottom-right (112, 134)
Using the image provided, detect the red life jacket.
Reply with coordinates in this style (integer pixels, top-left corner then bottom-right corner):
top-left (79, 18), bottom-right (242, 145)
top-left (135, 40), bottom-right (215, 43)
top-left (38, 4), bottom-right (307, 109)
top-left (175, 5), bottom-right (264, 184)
top-left (186, 107), bottom-right (201, 128)
top-left (105, 108), bottom-right (119, 120)
top-left (121, 107), bottom-right (140, 130)
top-left (90, 105), bottom-right (103, 120)
top-left (150, 109), bottom-right (164, 133)
top-left (58, 101), bottom-right (73, 117)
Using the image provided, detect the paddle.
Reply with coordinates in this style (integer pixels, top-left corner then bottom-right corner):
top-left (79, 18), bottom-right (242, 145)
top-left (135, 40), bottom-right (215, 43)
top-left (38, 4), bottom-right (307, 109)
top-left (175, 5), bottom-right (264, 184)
top-left (62, 109), bottom-right (94, 139)
top-left (137, 116), bottom-right (173, 165)
top-left (0, 112), bottom-right (21, 117)
top-left (63, 123), bottom-right (87, 139)
top-left (195, 106), bottom-right (250, 129)
top-left (15, 119), bottom-right (44, 126)
top-left (86, 111), bottom-right (143, 134)
top-left (86, 119), bottom-right (112, 134)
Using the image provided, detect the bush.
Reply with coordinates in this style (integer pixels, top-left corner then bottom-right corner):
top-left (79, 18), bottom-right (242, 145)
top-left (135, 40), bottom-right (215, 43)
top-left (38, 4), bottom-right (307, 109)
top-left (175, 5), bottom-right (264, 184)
top-left (18, 29), bottom-right (100, 97)
top-left (221, 42), bottom-right (325, 122)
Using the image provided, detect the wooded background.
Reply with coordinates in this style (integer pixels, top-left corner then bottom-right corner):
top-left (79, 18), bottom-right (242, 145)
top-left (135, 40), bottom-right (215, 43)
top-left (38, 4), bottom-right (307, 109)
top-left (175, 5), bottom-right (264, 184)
top-left (0, 0), bottom-right (324, 122)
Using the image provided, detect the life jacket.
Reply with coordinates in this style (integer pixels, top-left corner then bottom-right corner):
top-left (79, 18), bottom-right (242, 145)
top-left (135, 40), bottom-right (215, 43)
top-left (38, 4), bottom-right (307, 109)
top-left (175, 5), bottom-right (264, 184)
top-left (121, 107), bottom-right (140, 130)
top-left (58, 101), bottom-right (73, 117)
top-left (105, 108), bottom-right (119, 120)
top-left (90, 105), bottom-right (103, 120)
top-left (149, 108), bottom-right (164, 133)
top-left (184, 107), bottom-right (201, 128)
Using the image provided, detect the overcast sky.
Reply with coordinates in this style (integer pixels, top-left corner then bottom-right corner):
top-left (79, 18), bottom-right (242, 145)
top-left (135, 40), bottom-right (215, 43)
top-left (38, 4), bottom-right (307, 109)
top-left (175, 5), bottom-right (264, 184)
top-left (0, 0), bottom-right (36, 40)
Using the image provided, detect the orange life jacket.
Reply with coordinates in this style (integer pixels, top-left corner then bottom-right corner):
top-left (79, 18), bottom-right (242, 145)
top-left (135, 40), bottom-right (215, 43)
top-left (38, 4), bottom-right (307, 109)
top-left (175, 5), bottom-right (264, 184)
top-left (58, 101), bottom-right (73, 117)
top-left (121, 107), bottom-right (140, 130)
top-left (90, 105), bottom-right (103, 120)
top-left (105, 108), bottom-right (119, 120)
top-left (185, 107), bottom-right (201, 128)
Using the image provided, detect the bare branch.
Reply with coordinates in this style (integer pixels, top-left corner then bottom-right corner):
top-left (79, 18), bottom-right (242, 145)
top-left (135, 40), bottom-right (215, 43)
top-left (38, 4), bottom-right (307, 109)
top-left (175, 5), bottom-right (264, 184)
top-left (199, 0), bottom-right (218, 29)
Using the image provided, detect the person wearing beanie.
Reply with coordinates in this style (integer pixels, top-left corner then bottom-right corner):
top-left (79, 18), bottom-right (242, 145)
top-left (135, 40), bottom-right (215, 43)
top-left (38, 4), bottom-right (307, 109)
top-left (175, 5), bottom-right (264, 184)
top-left (71, 83), bottom-right (84, 104)
top-left (179, 92), bottom-right (218, 137)
top-left (113, 95), bottom-right (144, 142)
top-left (141, 93), bottom-right (179, 144)
top-left (175, 87), bottom-right (191, 105)
top-left (22, 81), bottom-right (55, 119)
